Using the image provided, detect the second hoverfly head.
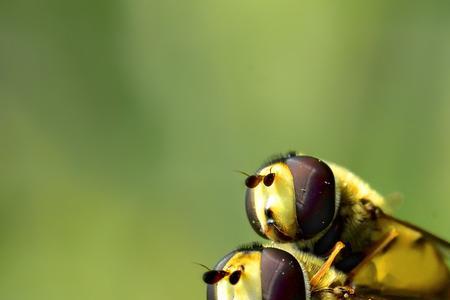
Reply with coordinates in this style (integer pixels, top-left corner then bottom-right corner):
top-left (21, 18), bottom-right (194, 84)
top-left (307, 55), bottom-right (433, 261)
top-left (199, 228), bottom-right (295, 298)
top-left (245, 154), bottom-right (338, 242)
top-left (203, 246), bottom-right (310, 300)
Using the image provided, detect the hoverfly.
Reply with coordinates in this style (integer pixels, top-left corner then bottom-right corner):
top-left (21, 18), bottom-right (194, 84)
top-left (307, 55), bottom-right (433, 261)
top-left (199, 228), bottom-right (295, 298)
top-left (244, 152), bottom-right (450, 295)
top-left (202, 241), bottom-right (351, 300)
top-left (202, 240), bottom-right (445, 300)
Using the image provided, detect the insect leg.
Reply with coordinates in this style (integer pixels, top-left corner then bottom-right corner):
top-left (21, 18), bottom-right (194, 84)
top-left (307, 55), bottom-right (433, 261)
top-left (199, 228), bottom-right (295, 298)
top-left (310, 241), bottom-right (346, 287)
top-left (347, 228), bottom-right (399, 280)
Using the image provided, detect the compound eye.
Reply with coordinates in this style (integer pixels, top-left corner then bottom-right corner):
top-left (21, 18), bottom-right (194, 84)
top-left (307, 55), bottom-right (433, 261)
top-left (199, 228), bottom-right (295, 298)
top-left (263, 173), bottom-right (275, 187)
top-left (261, 248), bottom-right (308, 300)
top-left (245, 175), bottom-right (262, 188)
top-left (285, 156), bottom-right (336, 239)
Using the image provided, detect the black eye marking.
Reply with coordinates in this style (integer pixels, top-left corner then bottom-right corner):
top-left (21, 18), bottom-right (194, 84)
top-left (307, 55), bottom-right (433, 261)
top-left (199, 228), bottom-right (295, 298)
top-left (203, 270), bottom-right (229, 284)
top-left (263, 172), bottom-right (275, 186)
top-left (245, 175), bottom-right (263, 188)
top-left (229, 270), bottom-right (242, 285)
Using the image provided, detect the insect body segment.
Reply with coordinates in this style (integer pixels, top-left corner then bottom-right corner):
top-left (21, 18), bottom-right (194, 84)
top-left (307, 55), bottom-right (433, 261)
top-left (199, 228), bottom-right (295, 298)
top-left (244, 154), bottom-right (390, 261)
top-left (246, 162), bottom-right (298, 242)
top-left (352, 216), bottom-right (450, 297)
top-left (204, 244), bottom-right (311, 300)
top-left (246, 156), bottom-right (337, 243)
top-left (203, 152), bottom-right (450, 299)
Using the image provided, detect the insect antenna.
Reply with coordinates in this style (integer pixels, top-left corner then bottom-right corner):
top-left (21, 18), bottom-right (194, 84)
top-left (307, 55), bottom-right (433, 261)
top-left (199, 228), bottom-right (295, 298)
top-left (233, 170), bottom-right (252, 177)
top-left (193, 262), bottom-right (212, 271)
top-left (202, 270), bottom-right (229, 284)
top-left (194, 262), bottom-right (230, 284)
top-left (234, 170), bottom-right (263, 188)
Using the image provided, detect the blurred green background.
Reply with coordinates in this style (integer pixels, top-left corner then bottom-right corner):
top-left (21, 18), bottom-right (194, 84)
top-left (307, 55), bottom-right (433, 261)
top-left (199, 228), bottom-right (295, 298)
top-left (1, 1), bottom-right (450, 299)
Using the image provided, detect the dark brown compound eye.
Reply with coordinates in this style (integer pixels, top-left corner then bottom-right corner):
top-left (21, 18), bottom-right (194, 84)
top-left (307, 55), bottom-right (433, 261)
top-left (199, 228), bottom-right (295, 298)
top-left (263, 173), bottom-right (275, 187)
top-left (228, 270), bottom-right (241, 285)
top-left (285, 156), bottom-right (336, 239)
top-left (245, 175), bottom-right (263, 188)
top-left (261, 248), bottom-right (308, 300)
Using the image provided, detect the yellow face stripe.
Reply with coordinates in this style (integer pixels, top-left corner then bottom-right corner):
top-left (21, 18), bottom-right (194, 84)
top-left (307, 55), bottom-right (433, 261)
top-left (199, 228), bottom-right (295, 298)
top-left (252, 163), bottom-right (297, 241)
top-left (216, 251), bottom-right (262, 300)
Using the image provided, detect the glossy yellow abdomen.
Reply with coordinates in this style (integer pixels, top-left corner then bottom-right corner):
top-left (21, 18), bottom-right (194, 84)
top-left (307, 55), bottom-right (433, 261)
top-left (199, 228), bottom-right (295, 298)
top-left (353, 217), bottom-right (449, 297)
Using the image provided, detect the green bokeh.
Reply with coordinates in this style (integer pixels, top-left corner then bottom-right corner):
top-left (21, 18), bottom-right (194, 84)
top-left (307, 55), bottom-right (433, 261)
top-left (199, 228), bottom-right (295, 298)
top-left (1, 1), bottom-right (450, 299)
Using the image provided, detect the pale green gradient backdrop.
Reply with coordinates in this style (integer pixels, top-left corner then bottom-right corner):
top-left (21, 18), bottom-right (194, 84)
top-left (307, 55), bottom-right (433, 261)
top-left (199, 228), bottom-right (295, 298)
top-left (1, 1), bottom-right (450, 299)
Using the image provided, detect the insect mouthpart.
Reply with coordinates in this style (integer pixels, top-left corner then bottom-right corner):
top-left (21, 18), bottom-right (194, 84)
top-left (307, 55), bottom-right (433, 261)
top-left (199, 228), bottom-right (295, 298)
top-left (266, 219), bottom-right (293, 242)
